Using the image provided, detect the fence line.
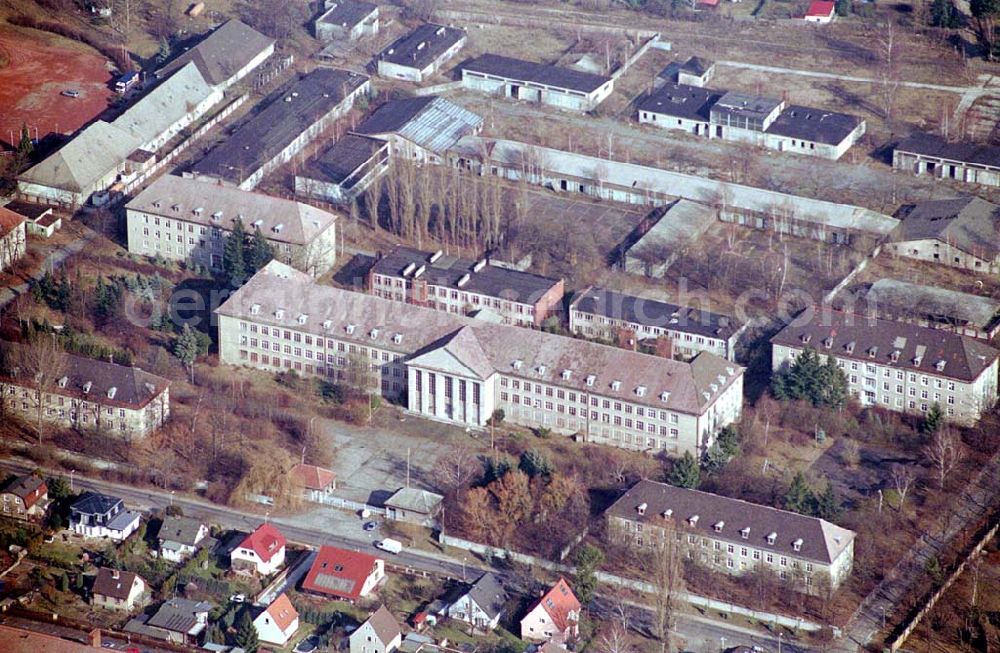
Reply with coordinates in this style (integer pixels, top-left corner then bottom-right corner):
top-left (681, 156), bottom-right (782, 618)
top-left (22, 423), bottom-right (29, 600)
top-left (886, 521), bottom-right (999, 652)
top-left (439, 534), bottom-right (824, 632)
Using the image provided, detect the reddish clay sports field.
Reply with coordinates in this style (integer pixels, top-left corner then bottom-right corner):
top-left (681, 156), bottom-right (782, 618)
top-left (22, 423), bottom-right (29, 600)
top-left (0, 27), bottom-right (114, 149)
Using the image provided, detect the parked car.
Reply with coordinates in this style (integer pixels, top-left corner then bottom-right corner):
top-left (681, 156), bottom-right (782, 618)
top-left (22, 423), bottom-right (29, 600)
top-left (294, 635), bottom-right (320, 653)
top-left (230, 594), bottom-right (246, 603)
top-left (375, 538), bottom-right (402, 554)
top-left (363, 521), bottom-right (378, 531)
top-left (61, 89), bottom-right (81, 98)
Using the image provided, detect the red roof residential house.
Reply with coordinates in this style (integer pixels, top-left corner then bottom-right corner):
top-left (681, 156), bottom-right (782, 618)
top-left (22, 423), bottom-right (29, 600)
top-left (301, 545), bottom-right (385, 601)
top-left (519, 578), bottom-right (581, 644)
top-left (291, 463), bottom-right (337, 501)
top-left (804, 0), bottom-right (836, 22)
top-left (230, 523), bottom-right (287, 575)
top-left (253, 592), bottom-right (299, 646)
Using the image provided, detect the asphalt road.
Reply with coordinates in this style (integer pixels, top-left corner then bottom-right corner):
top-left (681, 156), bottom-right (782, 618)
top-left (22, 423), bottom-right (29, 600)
top-left (0, 459), bottom-right (820, 653)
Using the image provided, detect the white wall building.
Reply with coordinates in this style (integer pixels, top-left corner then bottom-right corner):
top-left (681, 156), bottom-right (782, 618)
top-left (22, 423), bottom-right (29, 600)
top-left (126, 175), bottom-right (339, 276)
top-left (461, 54), bottom-right (614, 112)
top-left (376, 24), bottom-right (466, 82)
top-left (606, 480), bottom-right (856, 593)
top-left (771, 308), bottom-right (1000, 425)
top-left (216, 262), bottom-right (745, 458)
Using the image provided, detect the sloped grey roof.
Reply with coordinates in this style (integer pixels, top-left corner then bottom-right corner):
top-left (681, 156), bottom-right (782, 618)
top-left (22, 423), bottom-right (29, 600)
top-left (606, 480), bottom-right (855, 564)
top-left (190, 67), bottom-right (369, 185)
top-left (680, 56), bottom-right (713, 76)
top-left (317, 0), bottom-right (378, 28)
top-left (71, 491), bottom-right (123, 517)
top-left (638, 83), bottom-right (722, 121)
top-left (377, 23), bottom-right (466, 71)
top-left (464, 573), bottom-right (507, 620)
top-left (462, 53), bottom-right (611, 93)
top-left (369, 244), bottom-right (559, 304)
top-left (158, 515), bottom-right (205, 547)
top-left (355, 96), bottom-right (482, 154)
top-left (126, 175), bottom-right (339, 246)
top-left (770, 307), bottom-right (1000, 382)
top-left (626, 199), bottom-right (716, 257)
top-left (451, 136), bottom-right (899, 236)
top-left (216, 262), bottom-right (744, 415)
top-left (115, 62), bottom-right (217, 148)
top-left (570, 287), bottom-right (743, 341)
top-left (896, 132), bottom-right (1000, 169)
top-left (0, 341), bottom-right (171, 409)
top-left (146, 598), bottom-right (213, 632)
top-left (384, 487), bottom-right (443, 515)
top-left (865, 278), bottom-right (1000, 332)
top-left (766, 104), bottom-right (863, 146)
top-left (895, 196), bottom-right (1000, 259)
top-left (157, 19), bottom-right (275, 87)
top-left (18, 121), bottom-right (138, 193)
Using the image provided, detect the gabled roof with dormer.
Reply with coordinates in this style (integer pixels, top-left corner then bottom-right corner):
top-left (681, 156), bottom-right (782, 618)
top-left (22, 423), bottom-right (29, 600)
top-left (770, 307), bottom-right (1000, 383)
top-left (606, 480), bottom-right (855, 565)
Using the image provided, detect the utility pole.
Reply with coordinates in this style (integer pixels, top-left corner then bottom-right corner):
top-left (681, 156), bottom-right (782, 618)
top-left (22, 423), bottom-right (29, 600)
top-left (406, 448), bottom-right (411, 488)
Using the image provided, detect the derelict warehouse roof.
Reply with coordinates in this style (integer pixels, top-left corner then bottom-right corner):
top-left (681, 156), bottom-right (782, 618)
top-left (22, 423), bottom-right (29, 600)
top-left (377, 23), bottom-right (466, 71)
top-left (190, 67), bottom-right (368, 185)
top-left (462, 53), bottom-right (612, 94)
top-left (766, 105), bottom-right (863, 146)
top-left (896, 131), bottom-right (1000, 168)
top-left (450, 136), bottom-right (900, 236)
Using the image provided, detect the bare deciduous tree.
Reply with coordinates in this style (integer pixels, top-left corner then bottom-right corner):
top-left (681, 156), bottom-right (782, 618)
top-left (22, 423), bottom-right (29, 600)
top-left (923, 428), bottom-right (964, 489)
top-left (433, 447), bottom-right (478, 491)
top-left (651, 523), bottom-right (685, 649)
top-left (889, 463), bottom-right (917, 510)
top-left (597, 624), bottom-right (634, 653)
top-left (14, 338), bottom-right (68, 444)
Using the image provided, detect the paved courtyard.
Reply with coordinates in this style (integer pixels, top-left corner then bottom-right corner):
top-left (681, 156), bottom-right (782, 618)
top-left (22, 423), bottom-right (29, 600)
top-left (318, 406), bottom-right (485, 504)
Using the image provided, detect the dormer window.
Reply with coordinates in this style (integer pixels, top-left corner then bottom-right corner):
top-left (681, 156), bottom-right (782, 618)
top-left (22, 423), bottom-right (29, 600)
top-left (537, 365), bottom-right (546, 375)
top-left (322, 320), bottom-right (332, 330)
top-left (823, 337), bottom-right (833, 349)
top-left (637, 502), bottom-right (647, 515)
top-left (274, 309), bottom-right (284, 320)
top-left (393, 334), bottom-right (403, 344)
top-left (83, 381), bottom-right (92, 394)
top-left (211, 211), bottom-right (223, 221)
top-left (793, 538), bottom-right (803, 552)
top-left (586, 375), bottom-right (596, 387)
top-left (800, 333), bottom-right (811, 344)
top-left (713, 521), bottom-right (725, 533)
top-left (766, 532), bottom-right (777, 545)
top-left (660, 391), bottom-right (670, 402)
top-left (890, 350), bottom-right (900, 363)
top-left (913, 355), bottom-right (923, 366)
top-left (346, 324), bottom-right (356, 334)
top-left (370, 328), bottom-right (379, 339)
top-left (688, 515), bottom-right (699, 527)
top-left (611, 380), bottom-right (621, 391)
top-left (868, 346), bottom-right (878, 358)
top-left (636, 385), bottom-right (647, 397)
top-left (662, 509), bottom-right (673, 519)
top-left (297, 314), bottom-right (308, 325)
top-left (57, 376), bottom-right (68, 388)
top-left (710, 383), bottom-right (718, 393)
top-left (561, 369), bottom-right (572, 380)
top-left (513, 359), bottom-right (523, 370)
top-left (251, 304), bottom-right (260, 315)
top-left (845, 341), bottom-right (855, 354)
top-left (107, 387), bottom-right (117, 399)
top-left (193, 207), bottom-right (203, 216)
top-left (740, 527), bottom-right (750, 539)
top-left (935, 359), bottom-right (946, 372)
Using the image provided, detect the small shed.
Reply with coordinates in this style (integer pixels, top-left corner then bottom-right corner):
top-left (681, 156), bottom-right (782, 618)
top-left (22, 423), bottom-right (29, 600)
top-left (384, 488), bottom-right (443, 526)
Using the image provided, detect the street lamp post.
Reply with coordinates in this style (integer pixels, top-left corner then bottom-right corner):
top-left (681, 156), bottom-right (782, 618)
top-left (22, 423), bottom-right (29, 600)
top-left (777, 632), bottom-right (783, 653)
top-left (720, 636), bottom-right (726, 652)
top-left (461, 557), bottom-right (467, 582)
top-left (70, 469), bottom-right (76, 493)
top-left (169, 490), bottom-right (175, 507)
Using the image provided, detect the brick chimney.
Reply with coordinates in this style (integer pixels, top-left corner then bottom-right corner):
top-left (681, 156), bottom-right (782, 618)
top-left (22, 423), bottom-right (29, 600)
top-left (89, 629), bottom-right (102, 649)
top-left (654, 335), bottom-right (674, 359)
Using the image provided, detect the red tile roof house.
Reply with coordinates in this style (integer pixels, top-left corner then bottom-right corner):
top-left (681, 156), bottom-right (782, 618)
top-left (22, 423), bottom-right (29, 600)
top-left (253, 592), bottom-right (300, 647)
top-left (291, 463), bottom-right (337, 502)
top-left (804, 0), bottom-right (836, 22)
top-left (519, 578), bottom-right (581, 644)
top-left (230, 523), bottom-right (286, 576)
top-left (301, 545), bottom-right (386, 602)
top-left (0, 474), bottom-right (49, 522)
